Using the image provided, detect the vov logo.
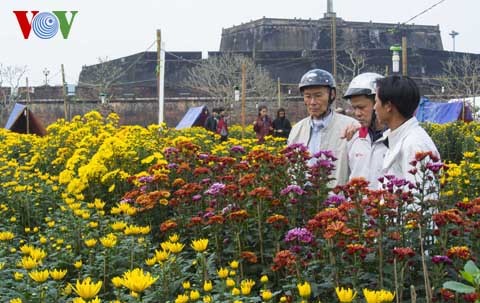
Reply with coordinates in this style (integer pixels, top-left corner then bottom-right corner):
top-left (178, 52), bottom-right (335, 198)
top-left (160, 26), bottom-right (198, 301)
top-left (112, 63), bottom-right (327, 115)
top-left (13, 11), bottom-right (78, 39)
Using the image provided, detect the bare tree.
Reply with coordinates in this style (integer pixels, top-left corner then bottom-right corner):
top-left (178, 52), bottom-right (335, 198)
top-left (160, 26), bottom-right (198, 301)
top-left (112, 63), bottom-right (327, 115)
top-left (79, 56), bottom-right (124, 104)
top-left (338, 48), bottom-right (366, 79)
top-left (436, 54), bottom-right (480, 99)
top-left (183, 54), bottom-right (277, 108)
top-left (0, 64), bottom-right (28, 106)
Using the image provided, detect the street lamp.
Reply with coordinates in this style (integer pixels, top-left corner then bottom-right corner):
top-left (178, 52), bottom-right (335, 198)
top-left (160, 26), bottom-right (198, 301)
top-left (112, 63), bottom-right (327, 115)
top-left (390, 45), bottom-right (402, 74)
top-left (234, 85), bottom-right (240, 102)
top-left (42, 68), bottom-right (50, 86)
top-left (449, 30), bottom-right (459, 51)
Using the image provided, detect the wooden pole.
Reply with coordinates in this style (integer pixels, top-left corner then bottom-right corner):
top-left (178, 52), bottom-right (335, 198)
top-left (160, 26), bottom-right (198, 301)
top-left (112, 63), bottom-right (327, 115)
top-left (157, 29), bottom-right (165, 125)
top-left (277, 77), bottom-right (281, 108)
top-left (61, 64), bottom-right (68, 120)
top-left (402, 35), bottom-right (408, 76)
top-left (241, 63), bottom-right (246, 139)
top-left (332, 15), bottom-right (337, 79)
top-left (26, 77), bottom-right (30, 134)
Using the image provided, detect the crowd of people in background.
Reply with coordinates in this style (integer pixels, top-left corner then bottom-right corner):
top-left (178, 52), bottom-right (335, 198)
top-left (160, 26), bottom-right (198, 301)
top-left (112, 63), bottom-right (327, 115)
top-left (202, 68), bottom-right (439, 189)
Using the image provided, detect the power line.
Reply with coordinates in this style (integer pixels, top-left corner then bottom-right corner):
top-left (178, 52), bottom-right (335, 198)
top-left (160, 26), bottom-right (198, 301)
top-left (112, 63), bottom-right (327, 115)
top-left (403, 0), bottom-right (447, 25)
top-left (77, 40), bottom-right (157, 87)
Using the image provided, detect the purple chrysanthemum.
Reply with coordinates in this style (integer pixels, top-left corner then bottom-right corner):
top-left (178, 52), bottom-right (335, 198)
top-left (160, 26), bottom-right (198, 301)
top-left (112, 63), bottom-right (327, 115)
top-left (284, 227), bottom-right (314, 244)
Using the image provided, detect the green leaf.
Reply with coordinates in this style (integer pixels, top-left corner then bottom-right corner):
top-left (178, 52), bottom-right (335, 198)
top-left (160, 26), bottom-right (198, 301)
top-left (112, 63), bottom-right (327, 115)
top-left (461, 270), bottom-right (475, 284)
top-left (465, 260), bottom-right (480, 275)
top-left (443, 281), bottom-right (476, 294)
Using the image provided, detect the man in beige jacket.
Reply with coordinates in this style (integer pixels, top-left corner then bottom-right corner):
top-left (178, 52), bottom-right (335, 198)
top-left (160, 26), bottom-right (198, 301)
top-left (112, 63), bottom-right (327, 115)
top-left (288, 69), bottom-right (359, 187)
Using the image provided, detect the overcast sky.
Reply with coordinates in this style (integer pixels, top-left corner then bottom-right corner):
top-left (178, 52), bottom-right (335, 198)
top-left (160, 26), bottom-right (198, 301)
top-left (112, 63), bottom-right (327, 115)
top-left (0, 0), bottom-right (478, 86)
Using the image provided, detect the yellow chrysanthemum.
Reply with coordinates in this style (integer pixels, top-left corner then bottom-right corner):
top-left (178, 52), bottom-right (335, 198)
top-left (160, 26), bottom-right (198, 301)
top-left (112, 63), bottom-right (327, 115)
top-left (190, 289), bottom-right (201, 300)
top-left (175, 294), bottom-right (189, 303)
top-left (120, 268), bottom-right (158, 293)
top-left (50, 269), bottom-right (67, 280)
top-left (100, 234), bottom-right (117, 248)
top-left (169, 233), bottom-right (180, 242)
top-left (20, 256), bottom-right (38, 270)
top-left (72, 277), bottom-right (102, 299)
top-left (29, 269), bottom-right (49, 283)
top-left (191, 238), bottom-right (209, 252)
top-left (145, 257), bottom-right (157, 266)
top-left (203, 280), bottom-right (213, 292)
top-left (240, 279), bottom-right (255, 295)
top-left (335, 287), bottom-right (357, 303)
top-left (363, 288), bottom-right (379, 303)
top-left (377, 289), bottom-right (395, 302)
top-left (111, 276), bottom-right (123, 288)
top-left (0, 231), bottom-right (15, 241)
top-left (217, 267), bottom-right (229, 279)
top-left (74, 260), bottom-right (83, 269)
top-left (84, 238), bottom-right (97, 248)
top-left (261, 289), bottom-right (273, 301)
top-left (14, 272), bottom-right (24, 281)
top-left (229, 260), bottom-right (239, 269)
top-left (155, 249), bottom-right (170, 262)
top-left (111, 221), bottom-right (127, 231)
top-left (297, 281), bottom-right (311, 299)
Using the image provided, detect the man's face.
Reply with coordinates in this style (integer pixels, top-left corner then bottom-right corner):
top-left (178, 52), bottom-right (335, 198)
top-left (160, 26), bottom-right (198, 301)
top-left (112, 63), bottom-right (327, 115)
top-left (303, 86), bottom-right (332, 119)
top-left (350, 95), bottom-right (374, 127)
top-left (373, 89), bottom-right (390, 126)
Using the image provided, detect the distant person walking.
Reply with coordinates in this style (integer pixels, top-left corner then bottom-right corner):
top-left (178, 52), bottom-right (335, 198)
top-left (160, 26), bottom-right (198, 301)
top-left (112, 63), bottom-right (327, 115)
top-left (272, 107), bottom-right (292, 138)
top-left (204, 107), bottom-right (218, 133)
top-left (253, 105), bottom-right (273, 143)
top-left (216, 107), bottom-right (229, 142)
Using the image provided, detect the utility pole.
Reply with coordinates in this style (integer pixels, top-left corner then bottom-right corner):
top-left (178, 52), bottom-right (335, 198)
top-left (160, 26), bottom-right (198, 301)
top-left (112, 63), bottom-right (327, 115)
top-left (402, 35), bottom-right (408, 75)
top-left (449, 30), bottom-right (459, 51)
top-left (277, 77), bottom-right (281, 108)
top-left (326, 0), bottom-right (337, 79)
top-left (241, 63), bottom-right (246, 139)
top-left (26, 77), bottom-right (30, 134)
top-left (61, 64), bottom-right (68, 120)
top-left (332, 15), bottom-right (337, 79)
top-left (157, 29), bottom-right (165, 125)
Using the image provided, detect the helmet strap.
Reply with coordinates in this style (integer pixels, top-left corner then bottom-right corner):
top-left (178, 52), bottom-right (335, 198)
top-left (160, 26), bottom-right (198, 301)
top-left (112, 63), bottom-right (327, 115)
top-left (328, 88), bottom-right (335, 106)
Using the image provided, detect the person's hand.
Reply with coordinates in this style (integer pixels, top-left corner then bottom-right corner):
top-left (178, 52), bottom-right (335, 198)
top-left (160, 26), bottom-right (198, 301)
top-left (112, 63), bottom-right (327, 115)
top-left (341, 123), bottom-right (360, 141)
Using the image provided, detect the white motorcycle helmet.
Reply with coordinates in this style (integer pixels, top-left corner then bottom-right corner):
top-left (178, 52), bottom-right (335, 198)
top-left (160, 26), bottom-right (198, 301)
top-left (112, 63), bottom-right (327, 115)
top-left (343, 72), bottom-right (384, 99)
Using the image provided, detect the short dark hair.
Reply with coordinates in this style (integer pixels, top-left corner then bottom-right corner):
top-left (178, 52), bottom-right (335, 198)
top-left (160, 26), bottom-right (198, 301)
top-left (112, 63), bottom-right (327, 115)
top-left (376, 76), bottom-right (420, 119)
top-left (257, 105), bottom-right (268, 116)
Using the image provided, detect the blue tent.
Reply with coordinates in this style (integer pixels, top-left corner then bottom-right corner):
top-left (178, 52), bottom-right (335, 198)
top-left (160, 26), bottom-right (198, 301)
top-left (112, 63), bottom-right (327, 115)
top-left (175, 105), bottom-right (208, 130)
top-left (4, 103), bottom-right (46, 136)
top-left (416, 97), bottom-right (473, 124)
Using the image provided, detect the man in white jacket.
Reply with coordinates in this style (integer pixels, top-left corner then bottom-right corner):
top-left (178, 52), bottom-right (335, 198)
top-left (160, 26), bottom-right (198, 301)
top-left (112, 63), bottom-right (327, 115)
top-left (343, 73), bottom-right (388, 189)
top-left (373, 76), bottom-right (439, 185)
top-left (287, 69), bottom-right (359, 187)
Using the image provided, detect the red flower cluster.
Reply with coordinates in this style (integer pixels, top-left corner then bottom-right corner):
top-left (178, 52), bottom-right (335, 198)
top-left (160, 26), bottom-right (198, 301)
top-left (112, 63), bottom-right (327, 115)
top-left (433, 209), bottom-right (464, 227)
top-left (446, 246), bottom-right (471, 260)
top-left (272, 250), bottom-right (297, 272)
top-left (266, 214), bottom-right (289, 229)
top-left (393, 247), bottom-right (415, 261)
top-left (240, 251), bottom-right (258, 263)
top-left (160, 219), bottom-right (177, 233)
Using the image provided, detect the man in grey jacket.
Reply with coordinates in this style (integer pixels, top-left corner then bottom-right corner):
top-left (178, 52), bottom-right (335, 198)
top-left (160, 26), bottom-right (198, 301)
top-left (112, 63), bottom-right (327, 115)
top-left (288, 69), bottom-right (359, 187)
